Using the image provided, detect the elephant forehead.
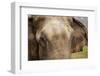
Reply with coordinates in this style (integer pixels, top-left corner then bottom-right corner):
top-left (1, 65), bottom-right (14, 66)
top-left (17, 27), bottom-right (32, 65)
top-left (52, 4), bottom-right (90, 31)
top-left (41, 19), bottom-right (73, 40)
top-left (42, 20), bottom-right (65, 38)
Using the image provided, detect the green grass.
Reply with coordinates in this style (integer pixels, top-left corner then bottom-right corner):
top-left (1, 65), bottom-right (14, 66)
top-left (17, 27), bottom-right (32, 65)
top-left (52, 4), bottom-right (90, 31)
top-left (71, 46), bottom-right (88, 59)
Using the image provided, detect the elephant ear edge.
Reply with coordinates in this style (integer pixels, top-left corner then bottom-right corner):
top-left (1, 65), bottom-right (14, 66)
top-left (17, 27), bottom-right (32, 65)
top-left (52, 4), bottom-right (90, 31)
top-left (72, 17), bottom-right (88, 42)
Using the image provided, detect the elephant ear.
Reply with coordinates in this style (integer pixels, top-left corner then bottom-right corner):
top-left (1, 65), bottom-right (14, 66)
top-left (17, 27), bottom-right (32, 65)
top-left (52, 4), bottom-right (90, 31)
top-left (28, 16), bottom-right (40, 60)
top-left (72, 17), bottom-right (88, 42)
top-left (70, 17), bottom-right (88, 53)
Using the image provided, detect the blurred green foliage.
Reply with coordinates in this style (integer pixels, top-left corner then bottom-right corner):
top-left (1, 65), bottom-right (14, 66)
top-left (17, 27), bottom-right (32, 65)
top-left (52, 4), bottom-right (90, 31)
top-left (71, 46), bottom-right (88, 59)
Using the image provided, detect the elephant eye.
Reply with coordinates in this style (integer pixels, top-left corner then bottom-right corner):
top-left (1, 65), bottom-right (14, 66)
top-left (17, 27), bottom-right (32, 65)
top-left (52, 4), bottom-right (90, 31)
top-left (39, 35), bottom-right (47, 48)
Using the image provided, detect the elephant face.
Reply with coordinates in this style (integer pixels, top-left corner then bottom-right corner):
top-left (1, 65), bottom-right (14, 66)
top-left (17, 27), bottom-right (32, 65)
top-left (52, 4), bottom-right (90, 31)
top-left (28, 16), bottom-right (88, 60)
top-left (35, 16), bottom-right (73, 59)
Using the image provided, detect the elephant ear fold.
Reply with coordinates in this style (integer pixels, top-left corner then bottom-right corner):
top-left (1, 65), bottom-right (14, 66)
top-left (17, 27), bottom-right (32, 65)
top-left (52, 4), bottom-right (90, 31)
top-left (72, 17), bottom-right (88, 41)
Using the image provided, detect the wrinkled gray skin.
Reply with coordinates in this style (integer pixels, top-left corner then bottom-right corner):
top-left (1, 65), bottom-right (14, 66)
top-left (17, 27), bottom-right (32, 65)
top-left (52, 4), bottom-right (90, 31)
top-left (28, 16), bottom-right (88, 60)
top-left (70, 18), bottom-right (88, 53)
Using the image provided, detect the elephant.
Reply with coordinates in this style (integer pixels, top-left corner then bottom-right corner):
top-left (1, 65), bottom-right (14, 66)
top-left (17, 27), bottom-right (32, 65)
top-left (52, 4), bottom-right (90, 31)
top-left (28, 15), bottom-right (88, 60)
